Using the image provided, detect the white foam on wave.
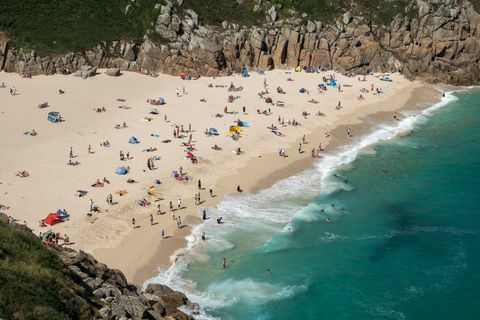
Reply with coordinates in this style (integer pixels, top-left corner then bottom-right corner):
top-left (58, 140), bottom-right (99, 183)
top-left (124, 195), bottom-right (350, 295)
top-left (145, 91), bottom-right (459, 317)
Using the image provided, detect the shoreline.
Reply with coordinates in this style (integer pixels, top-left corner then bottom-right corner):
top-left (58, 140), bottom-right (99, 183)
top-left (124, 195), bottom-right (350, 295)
top-left (0, 69), bottom-right (437, 287)
top-left (131, 84), bottom-right (441, 285)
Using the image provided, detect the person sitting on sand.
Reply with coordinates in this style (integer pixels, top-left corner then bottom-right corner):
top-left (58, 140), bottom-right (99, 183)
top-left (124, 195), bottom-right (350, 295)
top-left (127, 178), bottom-right (136, 184)
top-left (58, 89), bottom-right (65, 94)
top-left (212, 144), bottom-right (222, 150)
top-left (123, 122), bottom-right (128, 128)
top-left (103, 177), bottom-right (110, 184)
top-left (237, 185), bottom-right (243, 192)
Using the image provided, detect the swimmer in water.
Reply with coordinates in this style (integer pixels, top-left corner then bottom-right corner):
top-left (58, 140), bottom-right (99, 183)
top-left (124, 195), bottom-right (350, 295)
top-left (326, 218), bottom-right (331, 223)
top-left (267, 268), bottom-right (272, 275)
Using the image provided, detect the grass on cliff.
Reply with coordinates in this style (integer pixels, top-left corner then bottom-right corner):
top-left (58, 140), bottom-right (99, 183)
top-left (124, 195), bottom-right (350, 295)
top-left (0, 223), bottom-right (89, 320)
top-left (0, 0), bottom-right (158, 54)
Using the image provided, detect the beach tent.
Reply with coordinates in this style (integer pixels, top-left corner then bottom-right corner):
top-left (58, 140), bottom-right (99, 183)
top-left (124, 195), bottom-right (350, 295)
top-left (242, 67), bottom-right (249, 78)
top-left (43, 213), bottom-right (63, 226)
top-left (237, 121), bottom-right (249, 127)
top-left (295, 66), bottom-right (302, 72)
top-left (299, 88), bottom-right (306, 93)
top-left (150, 107), bottom-right (159, 114)
top-left (158, 97), bottom-right (166, 105)
top-left (329, 79), bottom-right (337, 86)
top-left (209, 128), bottom-right (218, 133)
top-left (116, 166), bottom-right (128, 175)
top-left (47, 111), bottom-right (61, 123)
top-left (258, 69), bottom-right (265, 75)
top-left (128, 136), bottom-right (139, 144)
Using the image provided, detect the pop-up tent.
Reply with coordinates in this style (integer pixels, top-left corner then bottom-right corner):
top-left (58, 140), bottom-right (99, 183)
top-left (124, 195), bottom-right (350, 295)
top-left (242, 67), bottom-right (249, 78)
top-left (116, 166), bottom-right (128, 175)
top-left (299, 88), bottom-right (306, 93)
top-left (209, 128), bottom-right (218, 133)
top-left (128, 137), bottom-right (139, 144)
top-left (158, 97), bottom-right (166, 105)
top-left (329, 79), bottom-right (337, 86)
top-left (48, 111), bottom-right (61, 123)
top-left (43, 213), bottom-right (63, 225)
top-left (150, 107), bottom-right (159, 114)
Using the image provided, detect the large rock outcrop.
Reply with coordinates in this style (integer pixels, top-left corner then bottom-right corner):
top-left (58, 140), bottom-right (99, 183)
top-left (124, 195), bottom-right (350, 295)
top-left (0, 0), bottom-right (479, 85)
top-left (0, 213), bottom-right (196, 320)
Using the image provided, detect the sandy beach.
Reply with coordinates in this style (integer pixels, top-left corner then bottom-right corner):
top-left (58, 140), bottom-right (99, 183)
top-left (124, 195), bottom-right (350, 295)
top-left (0, 68), bottom-right (437, 285)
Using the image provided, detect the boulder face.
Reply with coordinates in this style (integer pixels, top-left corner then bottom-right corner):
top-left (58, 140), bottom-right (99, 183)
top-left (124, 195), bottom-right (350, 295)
top-left (1, 0), bottom-right (480, 85)
top-left (55, 246), bottom-right (196, 320)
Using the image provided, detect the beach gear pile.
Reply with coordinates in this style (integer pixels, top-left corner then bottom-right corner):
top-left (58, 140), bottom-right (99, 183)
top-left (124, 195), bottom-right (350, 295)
top-left (128, 136), bottom-right (139, 144)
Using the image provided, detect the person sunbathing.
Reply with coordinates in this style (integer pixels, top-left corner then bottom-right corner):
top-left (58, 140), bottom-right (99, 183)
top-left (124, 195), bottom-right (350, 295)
top-left (91, 179), bottom-right (104, 187)
top-left (16, 171), bottom-right (29, 177)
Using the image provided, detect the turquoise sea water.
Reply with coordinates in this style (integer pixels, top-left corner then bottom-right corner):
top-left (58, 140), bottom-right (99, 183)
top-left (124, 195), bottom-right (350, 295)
top-left (148, 90), bottom-right (480, 319)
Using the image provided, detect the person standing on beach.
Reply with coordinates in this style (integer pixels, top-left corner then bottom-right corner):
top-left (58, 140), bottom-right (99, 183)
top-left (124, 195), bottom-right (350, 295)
top-left (88, 145), bottom-right (92, 154)
top-left (161, 227), bottom-right (165, 239)
top-left (198, 179), bottom-right (202, 190)
top-left (132, 218), bottom-right (136, 228)
top-left (201, 232), bottom-right (206, 240)
top-left (69, 147), bottom-right (74, 159)
top-left (298, 143), bottom-right (302, 154)
top-left (176, 88), bottom-right (180, 96)
top-left (150, 214), bottom-right (154, 226)
top-left (202, 210), bottom-right (207, 220)
top-left (209, 189), bottom-right (213, 197)
top-left (157, 204), bottom-right (161, 215)
top-left (177, 198), bottom-right (182, 210)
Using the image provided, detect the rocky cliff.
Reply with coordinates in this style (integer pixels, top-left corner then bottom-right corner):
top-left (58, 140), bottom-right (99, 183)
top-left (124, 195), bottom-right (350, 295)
top-left (1, 0), bottom-right (479, 85)
top-left (0, 213), bottom-right (196, 320)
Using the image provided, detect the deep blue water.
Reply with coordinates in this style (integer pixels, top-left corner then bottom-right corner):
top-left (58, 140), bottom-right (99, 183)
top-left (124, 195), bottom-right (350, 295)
top-left (150, 90), bottom-right (480, 320)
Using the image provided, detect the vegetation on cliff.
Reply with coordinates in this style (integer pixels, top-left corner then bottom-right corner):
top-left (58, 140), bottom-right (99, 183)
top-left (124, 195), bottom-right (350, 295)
top-left (1, 0), bottom-right (418, 54)
top-left (0, 0), bottom-right (158, 54)
top-left (0, 222), bottom-right (92, 319)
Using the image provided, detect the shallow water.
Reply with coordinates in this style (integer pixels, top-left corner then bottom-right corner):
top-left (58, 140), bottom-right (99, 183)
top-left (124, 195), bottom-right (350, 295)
top-left (148, 90), bottom-right (480, 319)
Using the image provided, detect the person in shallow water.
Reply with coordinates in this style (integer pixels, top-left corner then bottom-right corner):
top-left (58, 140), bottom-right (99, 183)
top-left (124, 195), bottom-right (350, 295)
top-left (222, 257), bottom-right (227, 269)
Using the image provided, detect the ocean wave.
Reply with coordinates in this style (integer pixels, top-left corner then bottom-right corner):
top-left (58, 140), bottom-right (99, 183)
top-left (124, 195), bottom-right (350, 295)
top-left (145, 90), bottom-right (459, 317)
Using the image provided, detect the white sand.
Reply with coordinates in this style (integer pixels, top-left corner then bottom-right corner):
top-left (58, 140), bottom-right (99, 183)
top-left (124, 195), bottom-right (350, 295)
top-left (0, 69), bottom-right (426, 283)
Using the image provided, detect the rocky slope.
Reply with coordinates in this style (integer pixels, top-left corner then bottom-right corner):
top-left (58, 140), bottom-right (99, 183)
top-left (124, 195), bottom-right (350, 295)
top-left (0, 213), bottom-right (196, 320)
top-left (0, 0), bottom-right (479, 85)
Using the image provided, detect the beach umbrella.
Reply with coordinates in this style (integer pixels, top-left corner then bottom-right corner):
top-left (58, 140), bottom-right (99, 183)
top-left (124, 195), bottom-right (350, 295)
top-left (116, 167), bottom-right (127, 175)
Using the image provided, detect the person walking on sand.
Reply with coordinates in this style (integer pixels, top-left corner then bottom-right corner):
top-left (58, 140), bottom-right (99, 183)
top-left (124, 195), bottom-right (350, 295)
top-left (150, 214), bottom-right (154, 226)
top-left (202, 232), bottom-right (206, 240)
top-left (176, 88), bottom-right (180, 96)
top-left (157, 204), bottom-right (161, 215)
top-left (198, 179), bottom-right (202, 190)
top-left (298, 143), bottom-right (302, 154)
top-left (177, 198), bottom-right (182, 210)
top-left (89, 199), bottom-right (95, 212)
top-left (209, 189), bottom-right (213, 197)
top-left (88, 145), bottom-right (92, 154)
top-left (222, 257), bottom-right (227, 269)
top-left (69, 147), bottom-right (74, 159)
top-left (302, 135), bottom-right (306, 144)
top-left (202, 209), bottom-right (207, 220)
top-left (161, 227), bottom-right (165, 239)
top-left (132, 218), bottom-right (136, 228)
